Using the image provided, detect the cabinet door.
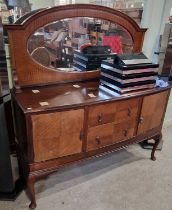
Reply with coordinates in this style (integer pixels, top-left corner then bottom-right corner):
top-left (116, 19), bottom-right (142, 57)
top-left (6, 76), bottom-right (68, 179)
top-left (137, 91), bottom-right (169, 134)
top-left (31, 109), bottom-right (84, 162)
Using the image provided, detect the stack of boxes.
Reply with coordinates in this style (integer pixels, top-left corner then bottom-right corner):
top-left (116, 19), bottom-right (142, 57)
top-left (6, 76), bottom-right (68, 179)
top-left (73, 46), bottom-right (115, 71)
top-left (100, 53), bottom-right (159, 94)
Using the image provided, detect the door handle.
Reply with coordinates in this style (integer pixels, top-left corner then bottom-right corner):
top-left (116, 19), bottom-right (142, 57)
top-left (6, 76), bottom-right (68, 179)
top-left (139, 117), bottom-right (144, 124)
top-left (80, 130), bottom-right (84, 141)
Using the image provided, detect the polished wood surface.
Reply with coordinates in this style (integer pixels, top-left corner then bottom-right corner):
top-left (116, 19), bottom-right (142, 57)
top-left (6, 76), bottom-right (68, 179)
top-left (5, 4), bottom-right (146, 88)
top-left (27, 126), bottom-right (161, 172)
top-left (113, 118), bottom-right (137, 143)
top-left (114, 98), bottom-right (140, 124)
top-left (88, 102), bottom-right (116, 127)
top-left (13, 86), bottom-right (171, 166)
top-left (87, 97), bottom-right (140, 151)
top-left (10, 72), bottom-right (171, 210)
top-left (87, 123), bottom-right (114, 151)
top-left (22, 87), bottom-right (170, 209)
top-left (138, 90), bottom-right (169, 134)
top-left (32, 109), bottom-right (84, 162)
top-left (13, 81), bottom-right (172, 114)
top-left (6, 4), bottom-right (171, 209)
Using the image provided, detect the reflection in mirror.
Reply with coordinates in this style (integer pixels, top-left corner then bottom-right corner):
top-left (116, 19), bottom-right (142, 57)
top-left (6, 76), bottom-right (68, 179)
top-left (28, 17), bottom-right (133, 72)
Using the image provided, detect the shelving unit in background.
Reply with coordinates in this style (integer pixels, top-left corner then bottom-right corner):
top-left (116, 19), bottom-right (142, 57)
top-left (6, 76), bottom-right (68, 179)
top-left (160, 23), bottom-right (172, 77)
top-left (0, 1), bottom-right (24, 200)
top-left (90, 0), bottom-right (144, 25)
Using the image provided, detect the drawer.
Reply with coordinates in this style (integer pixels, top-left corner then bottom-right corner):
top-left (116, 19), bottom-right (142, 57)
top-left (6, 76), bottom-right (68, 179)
top-left (88, 98), bottom-right (140, 127)
top-left (87, 123), bottom-right (114, 151)
top-left (88, 103), bottom-right (116, 127)
top-left (113, 118), bottom-right (137, 143)
top-left (114, 98), bottom-right (140, 124)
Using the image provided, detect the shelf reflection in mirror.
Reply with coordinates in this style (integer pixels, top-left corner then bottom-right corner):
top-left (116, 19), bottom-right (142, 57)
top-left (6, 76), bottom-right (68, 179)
top-left (28, 17), bottom-right (133, 72)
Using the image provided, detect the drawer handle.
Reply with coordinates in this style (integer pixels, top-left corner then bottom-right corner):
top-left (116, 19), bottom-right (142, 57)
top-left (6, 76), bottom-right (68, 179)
top-left (123, 129), bottom-right (128, 137)
top-left (139, 117), bottom-right (144, 124)
top-left (128, 107), bottom-right (131, 116)
top-left (95, 136), bottom-right (101, 145)
top-left (97, 113), bottom-right (103, 123)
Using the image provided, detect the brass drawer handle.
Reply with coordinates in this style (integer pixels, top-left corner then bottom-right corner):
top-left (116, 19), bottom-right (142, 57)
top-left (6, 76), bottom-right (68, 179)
top-left (95, 136), bottom-right (101, 145)
top-left (139, 117), bottom-right (144, 124)
top-left (123, 129), bottom-right (128, 137)
top-left (128, 107), bottom-right (131, 116)
top-left (97, 113), bottom-right (103, 123)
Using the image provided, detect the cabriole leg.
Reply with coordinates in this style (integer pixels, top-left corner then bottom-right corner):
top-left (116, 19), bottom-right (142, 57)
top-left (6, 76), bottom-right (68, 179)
top-left (151, 133), bottom-right (162, 161)
top-left (27, 176), bottom-right (37, 209)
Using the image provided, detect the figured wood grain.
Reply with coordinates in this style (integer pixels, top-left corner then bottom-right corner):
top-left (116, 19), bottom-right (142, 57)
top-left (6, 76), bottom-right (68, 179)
top-left (113, 118), bottom-right (137, 143)
top-left (31, 109), bottom-right (84, 162)
top-left (87, 98), bottom-right (140, 150)
top-left (87, 123), bottom-right (114, 151)
top-left (28, 126), bottom-right (162, 172)
top-left (88, 97), bottom-right (140, 127)
top-left (137, 90), bottom-right (169, 134)
top-left (58, 133), bottom-right (83, 157)
top-left (114, 98), bottom-right (140, 124)
top-left (13, 86), bottom-right (171, 209)
top-left (88, 103), bottom-right (117, 127)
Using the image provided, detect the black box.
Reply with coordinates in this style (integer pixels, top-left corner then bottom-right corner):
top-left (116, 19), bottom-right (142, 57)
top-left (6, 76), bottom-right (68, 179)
top-left (100, 53), bottom-right (159, 94)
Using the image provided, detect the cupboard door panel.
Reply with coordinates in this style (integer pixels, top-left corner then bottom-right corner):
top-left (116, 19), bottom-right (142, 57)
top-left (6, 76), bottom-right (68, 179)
top-left (138, 90), bottom-right (169, 134)
top-left (87, 123), bottom-right (114, 151)
top-left (32, 109), bottom-right (84, 162)
top-left (61, 109), bottom-right (84, 134)
top-left (59, 133), bottom-right (82, 157)
top-left (32, 112), bottom-right (61, 162)
top-left (32, 112), bottom-right (61, 140)
top-left (59, 109), bottom-right (84, 157)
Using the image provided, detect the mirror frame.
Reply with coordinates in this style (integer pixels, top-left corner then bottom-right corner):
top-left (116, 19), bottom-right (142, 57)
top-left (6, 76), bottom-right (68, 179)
top-left (5, 4), bottom-right (147, 88)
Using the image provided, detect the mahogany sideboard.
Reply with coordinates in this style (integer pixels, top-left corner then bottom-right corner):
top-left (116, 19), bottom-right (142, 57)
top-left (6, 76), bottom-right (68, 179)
top-left (5, 4), bottom-right (172, 209)
top-left (12, 81), bottom-right (171, 208)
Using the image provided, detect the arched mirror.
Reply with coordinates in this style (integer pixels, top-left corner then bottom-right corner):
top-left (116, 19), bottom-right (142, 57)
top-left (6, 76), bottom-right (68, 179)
top-left (27, 17), bottom-right (133, 72)
top-left (6, 4), bottom-right (146, 87)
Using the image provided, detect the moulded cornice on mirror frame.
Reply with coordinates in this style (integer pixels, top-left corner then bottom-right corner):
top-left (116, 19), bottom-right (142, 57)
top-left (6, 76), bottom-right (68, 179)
top-left (5, 4), bottom-right (147, 88)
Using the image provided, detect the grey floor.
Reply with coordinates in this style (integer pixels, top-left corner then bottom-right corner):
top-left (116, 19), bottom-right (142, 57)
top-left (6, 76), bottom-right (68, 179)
top-left (0, 126), bottom-right (172, 210)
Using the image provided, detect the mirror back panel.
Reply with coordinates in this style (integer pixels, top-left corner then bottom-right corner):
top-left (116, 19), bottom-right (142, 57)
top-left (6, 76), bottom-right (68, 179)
top-left (5, 4), bottom-right (146, 88)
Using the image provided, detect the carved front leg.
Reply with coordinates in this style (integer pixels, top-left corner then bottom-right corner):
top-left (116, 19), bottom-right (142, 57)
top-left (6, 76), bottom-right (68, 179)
top-left (151, 133), bottom-right (162, 161)
top-left (27, 176), bottom-right (37, 209)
